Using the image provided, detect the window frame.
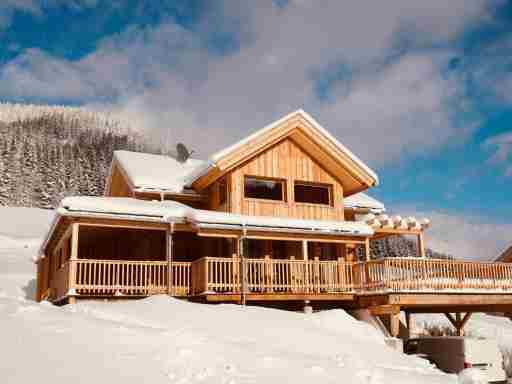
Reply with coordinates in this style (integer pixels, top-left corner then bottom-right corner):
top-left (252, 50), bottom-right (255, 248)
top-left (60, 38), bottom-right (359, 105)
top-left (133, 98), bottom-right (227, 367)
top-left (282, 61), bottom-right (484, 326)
top-left (293, 180), bottom-right (333, 207)
top-left (243, 175), bottom-right (287, 203)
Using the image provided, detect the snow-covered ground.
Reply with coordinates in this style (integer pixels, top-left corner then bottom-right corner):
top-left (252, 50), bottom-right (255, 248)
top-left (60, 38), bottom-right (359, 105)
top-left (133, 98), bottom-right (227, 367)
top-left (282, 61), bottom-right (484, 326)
top-left (0, 207), bottom-right (484, 383)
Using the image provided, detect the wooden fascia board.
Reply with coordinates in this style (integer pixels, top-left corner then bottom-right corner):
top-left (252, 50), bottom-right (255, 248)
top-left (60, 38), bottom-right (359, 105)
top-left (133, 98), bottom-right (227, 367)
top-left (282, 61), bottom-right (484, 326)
top-left (73, 216), bottom-right (182, 231)
top-left (135, 191), bottom-right (207, 202)
top-left (372, 228), bottom-right (423, 238)
top-left (215, 117), bottom-right (299, 171)
top-left (191, 165), bottom-right (223, 191)
top-left (291, 120), bottom-right (376, 188)
top-left (197, 227), bottom-right (367, 243)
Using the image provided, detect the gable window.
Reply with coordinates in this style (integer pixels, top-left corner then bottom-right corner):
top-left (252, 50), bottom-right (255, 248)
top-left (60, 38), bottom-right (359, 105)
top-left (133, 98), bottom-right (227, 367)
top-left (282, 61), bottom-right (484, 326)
top-left (219, 179), bottom-right (227, 206)
top-left (294, 182), bottom-right (332, 206)
top-left (244, 176), bottom-right (285, 201)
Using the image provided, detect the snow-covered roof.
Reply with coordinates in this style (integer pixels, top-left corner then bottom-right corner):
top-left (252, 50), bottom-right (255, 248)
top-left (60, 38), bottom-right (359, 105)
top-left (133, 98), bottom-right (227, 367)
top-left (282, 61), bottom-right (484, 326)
top-left (113, 150), bottom-right (211, 194)
top-left (355, 212), bottom-right (430, 231)
top-left (210, 109), bottom-right (379, 185)
top-left (344, 192), bottom-right (385, 213)
top-left (188, 208), bottom-right (373, 236)
top-left (59, 196), bottom-right (192, 222)
top-left (57, 196), bottom-right (372, 236)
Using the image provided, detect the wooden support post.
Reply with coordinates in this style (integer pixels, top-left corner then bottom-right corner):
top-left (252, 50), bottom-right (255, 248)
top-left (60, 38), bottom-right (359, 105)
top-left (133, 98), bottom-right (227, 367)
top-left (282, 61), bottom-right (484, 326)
top-left (364, 238), bottom-right (371, 261)
top-left (389, 312), bottom-right (399, 338)
top-left (405, 311), bottom-right (412, 340)
top-left (232, 238), bottom-right (239, 293)
top-left (444, 312), bottom-right (472, 336)
top-left (302, 240), bottom-right (309, 292)
top-left (346, 244), bottom-right (355, 262)
top-left (167, 224), bottom-right (174, 296)
top-left (418, 232), bottom-right (426, 258)
top-left (239, 236), bottom-right (247, 305)
top-left (67, 223), bottom-right (79, 302)
top-left (458, 312), bottom-right (472, 336)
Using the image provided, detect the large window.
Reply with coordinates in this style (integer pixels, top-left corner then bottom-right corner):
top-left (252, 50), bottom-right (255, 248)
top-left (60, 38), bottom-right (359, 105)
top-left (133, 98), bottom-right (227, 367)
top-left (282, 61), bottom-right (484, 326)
top-left (218, 179), bottom-right (227, 206)
top-left (244, 176), bottom-right (285, 201)
top-left (294, 182), bottom-right (332, 205)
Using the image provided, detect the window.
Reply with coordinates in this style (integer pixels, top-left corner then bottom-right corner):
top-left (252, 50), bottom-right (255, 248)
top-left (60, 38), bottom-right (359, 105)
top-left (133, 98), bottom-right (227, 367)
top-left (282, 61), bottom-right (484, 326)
top-left (294, 182), bottom-right (332, 205)
top-left (244, 176), bottom-right (285, 201)
top-left (219, 180), bottom-right (227, 206)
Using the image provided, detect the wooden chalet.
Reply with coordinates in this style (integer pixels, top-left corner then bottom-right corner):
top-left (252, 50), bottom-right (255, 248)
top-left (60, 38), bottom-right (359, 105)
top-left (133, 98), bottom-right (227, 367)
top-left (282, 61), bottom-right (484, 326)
top-left (35, 109), bottom-right (512, 337)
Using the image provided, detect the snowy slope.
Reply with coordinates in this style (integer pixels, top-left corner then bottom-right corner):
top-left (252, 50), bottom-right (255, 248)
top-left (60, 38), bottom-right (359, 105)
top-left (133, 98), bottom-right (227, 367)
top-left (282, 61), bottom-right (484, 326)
top-left (0, 207), bottom-right (459, 384)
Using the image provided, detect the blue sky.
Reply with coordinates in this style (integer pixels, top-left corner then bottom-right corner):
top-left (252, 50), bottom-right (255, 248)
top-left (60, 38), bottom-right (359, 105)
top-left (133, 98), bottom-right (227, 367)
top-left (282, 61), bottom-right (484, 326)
top-left (0, 0), bottom-right (511, 259)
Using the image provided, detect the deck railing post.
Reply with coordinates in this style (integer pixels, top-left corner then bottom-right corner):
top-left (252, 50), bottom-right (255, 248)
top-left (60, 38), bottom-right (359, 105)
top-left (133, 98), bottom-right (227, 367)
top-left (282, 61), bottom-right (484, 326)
top-left (302, 240), bottom-right (309, 293)
top-left (264, 255), bottom-right (272, 292)
top-left (232, 239), bottom-right (239, 293)
top-left (167, 223), bottom-right (174, 296)
top-left (239, 233), bottom-right (247, 305)
top-left (67, 223), bottom-right (79, 304)
top-left (314, 256), bottom-right (320, 293)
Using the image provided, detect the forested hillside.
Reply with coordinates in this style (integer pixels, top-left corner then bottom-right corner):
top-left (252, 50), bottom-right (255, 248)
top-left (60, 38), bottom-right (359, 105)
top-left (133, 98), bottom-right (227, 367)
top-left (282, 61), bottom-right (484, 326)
top-left (0, 105), bottom-right (152, 208)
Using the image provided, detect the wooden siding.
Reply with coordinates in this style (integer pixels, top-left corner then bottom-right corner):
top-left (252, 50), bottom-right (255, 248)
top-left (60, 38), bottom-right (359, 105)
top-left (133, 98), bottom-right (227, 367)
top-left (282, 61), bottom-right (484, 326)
top-left (228, 138), bottom-right (345, 220)
top-left (193, 112), bottom-right (377, 194)
top-left (108, 162), bottom-right (133, 197)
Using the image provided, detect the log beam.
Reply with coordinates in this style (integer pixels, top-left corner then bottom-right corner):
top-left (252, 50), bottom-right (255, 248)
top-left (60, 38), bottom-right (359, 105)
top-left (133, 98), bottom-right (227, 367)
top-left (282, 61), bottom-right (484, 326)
top-left (444, 312), bottom-right (472, 336)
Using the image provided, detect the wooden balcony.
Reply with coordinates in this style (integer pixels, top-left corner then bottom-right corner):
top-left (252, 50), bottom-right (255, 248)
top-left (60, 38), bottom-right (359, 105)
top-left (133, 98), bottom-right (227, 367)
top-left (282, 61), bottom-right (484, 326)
top-left (46, 257), bottom-right (512, 303)
top-left (354, 258), bottom-right (512, 293)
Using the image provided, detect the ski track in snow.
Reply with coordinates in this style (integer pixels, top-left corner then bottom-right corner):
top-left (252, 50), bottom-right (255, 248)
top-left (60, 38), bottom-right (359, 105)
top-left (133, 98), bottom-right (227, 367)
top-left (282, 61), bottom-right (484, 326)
top-left (0, 207), bottom-right (478, 384)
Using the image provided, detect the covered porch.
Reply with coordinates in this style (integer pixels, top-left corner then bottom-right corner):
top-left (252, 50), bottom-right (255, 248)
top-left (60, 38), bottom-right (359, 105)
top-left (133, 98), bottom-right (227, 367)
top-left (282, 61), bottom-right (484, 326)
top-left (38, 218), bottom-right (365, 303)
top-left (37, 217), bottom-right (512, 305)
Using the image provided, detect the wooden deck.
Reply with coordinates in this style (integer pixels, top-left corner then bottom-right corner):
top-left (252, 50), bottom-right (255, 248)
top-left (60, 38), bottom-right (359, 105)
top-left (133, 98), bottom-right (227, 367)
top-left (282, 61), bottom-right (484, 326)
top-left (44, 257), bottom-right (512, 306)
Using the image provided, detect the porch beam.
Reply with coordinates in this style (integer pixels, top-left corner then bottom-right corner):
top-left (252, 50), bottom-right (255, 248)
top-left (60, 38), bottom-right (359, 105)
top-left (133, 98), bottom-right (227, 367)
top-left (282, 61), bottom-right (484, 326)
top-left (374, 228), bottom-right (423, 236)
top-left (364, 238), bottom-right (371, 261)
top-left (67, 223), bottom-right (79, 304)
top-left (197, 230), bottom-right (367, 244)
top-left (303, 240), bottom-right (309, 292)
top-left (74, 217), bottom-right (185, 231)
top-left (239, 235), bottom-right (247, 305)
top-left (418, 232), bottom-right (426, 258)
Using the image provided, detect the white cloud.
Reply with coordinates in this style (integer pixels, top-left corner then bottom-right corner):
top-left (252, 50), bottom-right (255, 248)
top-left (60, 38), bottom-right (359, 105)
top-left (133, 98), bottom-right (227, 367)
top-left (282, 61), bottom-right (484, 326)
top-left (483, 131), bottom-right (512, 176)
top-left (393, 207), bottom-right (512, 260)
top-left (0, 0), bottom-right (99, 29)
top-left (0, 0), bottom-right (502, 163)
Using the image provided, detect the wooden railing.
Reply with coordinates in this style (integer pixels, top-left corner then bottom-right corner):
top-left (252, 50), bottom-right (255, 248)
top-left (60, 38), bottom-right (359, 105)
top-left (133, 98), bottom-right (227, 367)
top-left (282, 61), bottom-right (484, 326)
top-left (54, 257), bottom-right (512, 301)
top-left (190, 257), bottom-right (354, 295)
top-left (73, 260), bottom-right (191, 297)
top-left (353, 258), bottom-right (512, 293)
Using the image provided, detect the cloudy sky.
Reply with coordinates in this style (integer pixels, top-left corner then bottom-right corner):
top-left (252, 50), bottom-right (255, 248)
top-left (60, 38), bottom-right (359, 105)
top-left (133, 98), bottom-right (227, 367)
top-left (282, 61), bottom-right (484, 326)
top-left (1, 0), bottom-right (511, 260)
